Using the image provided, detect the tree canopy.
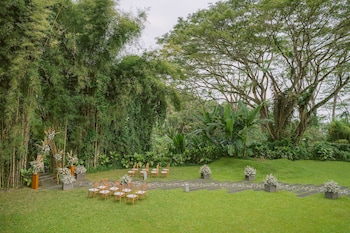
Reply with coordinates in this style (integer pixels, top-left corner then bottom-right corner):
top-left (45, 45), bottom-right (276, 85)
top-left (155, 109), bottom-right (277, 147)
top-left (159, 0), bottom-right (350, 143)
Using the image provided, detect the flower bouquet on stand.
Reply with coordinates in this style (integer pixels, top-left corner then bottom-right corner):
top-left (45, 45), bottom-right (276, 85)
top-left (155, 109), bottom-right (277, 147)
top-left (244, 166), bottom-right (256, 181)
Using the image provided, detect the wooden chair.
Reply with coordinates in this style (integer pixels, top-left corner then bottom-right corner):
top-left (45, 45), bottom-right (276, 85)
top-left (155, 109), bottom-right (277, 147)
top-left (136, 183), bottom-right (147, 200)
top-left (132, 163), bottom-right (139, 171)
top-left (99, 189), bottom-right (110, 200)
top-left (122, 182), bottom-right (133, 195)
top-left (87, 181), bottom-right (100, 198)
top-left (128, 164), bottom-right (138, 177)
top-left (113, 183), bottom-right (125, 203)
top-left (163, 163), bottom-right (170, 172)
top-left (109, 180), bottom-right (119, 196)
top-left (98, 179), bottom-right (110, 200)
top-left (160, 163), bottom-right (170, 178)
top-left (150, 164), bottom-right (159, 178)
top-left (126, 187), bottom-right (139, 206)
top-left (139, 162), bottom-right (149, 178)
top-left (98, 179), bottom-right (109, 190)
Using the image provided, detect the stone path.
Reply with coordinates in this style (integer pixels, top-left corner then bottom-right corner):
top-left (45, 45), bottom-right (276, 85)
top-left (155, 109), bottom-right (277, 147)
top-left (142, 179), bottom-right (350, 198)
top-left (42, 177), bottom-right (350, 198)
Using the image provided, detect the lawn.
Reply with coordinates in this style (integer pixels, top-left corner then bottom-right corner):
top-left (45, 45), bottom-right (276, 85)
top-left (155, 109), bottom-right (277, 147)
top-left (1, 158), bottom-right (349, 233)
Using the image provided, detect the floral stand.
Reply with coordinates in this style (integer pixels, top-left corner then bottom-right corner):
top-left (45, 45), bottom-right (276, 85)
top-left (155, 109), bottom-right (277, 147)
top-left (32, 174), bottom-right (39, 189)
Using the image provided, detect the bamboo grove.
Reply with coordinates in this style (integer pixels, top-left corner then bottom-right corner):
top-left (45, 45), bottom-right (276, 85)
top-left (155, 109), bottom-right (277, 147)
top-left (0, 0), bottom-right (174, 188)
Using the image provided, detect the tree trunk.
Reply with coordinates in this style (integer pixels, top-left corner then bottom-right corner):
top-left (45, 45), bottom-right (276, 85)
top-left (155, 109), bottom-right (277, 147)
top-left (332, 93), bottom-right (338, 121)
top-left (93, 119), bottom-right (100, 168)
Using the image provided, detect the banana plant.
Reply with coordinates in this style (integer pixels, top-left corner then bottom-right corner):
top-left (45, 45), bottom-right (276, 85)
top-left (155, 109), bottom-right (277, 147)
top-left (195, 101), bottom-right (263, 157)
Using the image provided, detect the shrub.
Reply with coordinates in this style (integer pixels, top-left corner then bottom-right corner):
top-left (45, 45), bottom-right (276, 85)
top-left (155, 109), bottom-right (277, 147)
top-left (312, 142), bottom-right (335, 161)
top-left (327, 120), bottom-right (350, 142)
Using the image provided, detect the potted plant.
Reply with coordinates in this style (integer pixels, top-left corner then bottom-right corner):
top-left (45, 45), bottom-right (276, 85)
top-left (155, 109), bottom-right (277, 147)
top-left (244, 166), bottom-right (256, 181)
top-left (120, 174), bottom-right (132, 185)
top-left (264, 173), bottom-right (278, 192)
top-left (74, 165), bottom-right (87, 180)
top-left (30, 158), bottom-right (44, 189)
top-left (323, 180), bottom-right (340, 199)
top-left (58, 167), bottom-right (76, 190)
top-left (200, 164), bottom-right (211, 179)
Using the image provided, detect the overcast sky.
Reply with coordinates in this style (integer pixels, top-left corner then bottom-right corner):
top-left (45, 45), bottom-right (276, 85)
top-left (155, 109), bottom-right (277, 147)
top-left (119, 0), bottom-right (220, 52)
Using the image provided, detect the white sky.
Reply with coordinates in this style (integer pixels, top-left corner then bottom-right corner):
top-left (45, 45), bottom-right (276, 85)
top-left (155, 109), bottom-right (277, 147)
top-left (118, 0), bottom-right (220, 52)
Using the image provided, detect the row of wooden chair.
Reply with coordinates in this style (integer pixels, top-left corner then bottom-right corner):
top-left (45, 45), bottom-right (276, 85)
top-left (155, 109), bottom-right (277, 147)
top-left (128, 163), bottom-right (170, 178)
top-left (87, 180), bottom-right (147, 206)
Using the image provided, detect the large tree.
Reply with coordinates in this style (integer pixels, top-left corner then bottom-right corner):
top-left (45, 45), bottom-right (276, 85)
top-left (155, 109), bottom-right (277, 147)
top-left (159, 0), bottom-right (350, 144)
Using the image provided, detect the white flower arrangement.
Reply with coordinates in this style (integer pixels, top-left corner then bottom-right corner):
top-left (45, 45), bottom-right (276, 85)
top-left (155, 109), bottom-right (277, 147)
top-left (67, 152), bottom-right (78, 166)
top-left (54, 153), bottom-right (62, 161)
top-left (120, 174), bottom-right (132, 185)
top-left (30, 159), bottom-right (44, 174)
top-left (264, 174), bottom-right (278, 186)
top-left (323, 180), bottom-right (340, 193)
top-left (57, 167), bottom-right (76, 184)
top-left (244, 166), bottom-right (256, 176)
top-left (45, 128), bottom-right (57, 141)
top-left (42, 144), bottom-right (51, 154)
top-left (74, 165), bottom-right (87, 174)
top-left (60, 174), bottom-right (76, 184)
top-left (57, 167), bottom-right (71, 176)
top-left (200, 164), bottom-right (212, 175)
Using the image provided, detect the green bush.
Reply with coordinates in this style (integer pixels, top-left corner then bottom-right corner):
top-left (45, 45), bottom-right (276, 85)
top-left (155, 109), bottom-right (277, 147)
top-left (312, 142), bottom-right (335, 161)
top-left (328, 120), bottom-right (350, 142)
top-left (248, 140), bottom-right (312, 161)
top-left (20, 168), bottom-right (33, 187)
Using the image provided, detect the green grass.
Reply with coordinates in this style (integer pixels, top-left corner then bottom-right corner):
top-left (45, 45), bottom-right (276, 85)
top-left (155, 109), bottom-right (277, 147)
top-left (209, 158), bottom-right (350, 186)
top-left (1, 158), bottom-right (350, 233)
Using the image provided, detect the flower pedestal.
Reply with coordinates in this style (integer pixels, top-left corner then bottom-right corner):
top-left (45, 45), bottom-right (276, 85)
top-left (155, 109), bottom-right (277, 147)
top-left (245, 175), bottom-right (255, 181)
top-left (325, 192), bottom-right (338, 199)
top-left (264, 184), bottom-right (277, 192)
top-left (70, 166), bottom-right (75, 176)
top-left (75, 173), bottom-right (85, 181)
top-left (200, 173), bottom-right (210, 179)
top-left (62, 183), bottom-right (74, 191)
top-left (31, 174), bottom-right (39, 189)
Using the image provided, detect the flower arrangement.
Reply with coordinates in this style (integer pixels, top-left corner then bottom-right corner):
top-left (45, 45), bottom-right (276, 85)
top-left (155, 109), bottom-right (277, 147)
top-left (67, 151), bottom-right (78, 166)
top-left (45, 128), bottom-right (57, 141)
top-left (74, 165), bottom-right (87, 174)
top-left (57, 167), bottom-right (70, 176)
top-left (54, 153), bottom-right (62, 161)
top-left (57, 167), bottom-right (76, 184)
top-left (61, 174), bottom-right (76, 184)
top-left (42, 144), bottom-right (51, 154)
top-left (323, 180), bottom-right (340, 193)
top-left (200, 164), bottom-right (212, 175)
top-left (30, 158), bottom-right (44, 174)
top-left (244, 166), bottom-right (256, 177)
top-left (120, 174), bottom-right (132, 185)
top-left (264, 174), bottom-right (278, 186)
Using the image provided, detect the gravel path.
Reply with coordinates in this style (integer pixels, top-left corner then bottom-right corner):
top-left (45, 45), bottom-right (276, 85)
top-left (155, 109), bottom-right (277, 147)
top-left (41, 177), bottom-right (350, 198)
